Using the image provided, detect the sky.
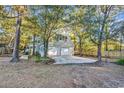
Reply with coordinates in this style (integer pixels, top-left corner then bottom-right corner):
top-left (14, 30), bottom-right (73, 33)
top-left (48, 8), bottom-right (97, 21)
top-left (115, 11), bottom-right (124, 22)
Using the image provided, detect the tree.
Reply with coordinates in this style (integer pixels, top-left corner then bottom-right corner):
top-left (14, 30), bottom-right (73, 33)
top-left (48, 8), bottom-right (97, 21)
top-left (85, 5), bottom-right (113, 64)
top-left (10, 6), bottom-right (27, 62)
top-left (25, 6), bottom-right (40, 55)
top-left (23, 16), bottom-right (40, 55)
top-left (68, 6), bottom-right (89, 56)
top-left (31, 6), bottom-right (65, 57)
top-left (111, 18), bottom-right (124, 58)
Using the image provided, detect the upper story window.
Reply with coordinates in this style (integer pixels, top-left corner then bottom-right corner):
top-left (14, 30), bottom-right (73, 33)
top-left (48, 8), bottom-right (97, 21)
top-left (56, 34), bottom-right (67, 41)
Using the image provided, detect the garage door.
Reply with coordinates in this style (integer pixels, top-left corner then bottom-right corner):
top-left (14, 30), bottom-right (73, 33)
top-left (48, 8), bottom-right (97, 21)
top-left (61, 48), bottom-right (69, 55)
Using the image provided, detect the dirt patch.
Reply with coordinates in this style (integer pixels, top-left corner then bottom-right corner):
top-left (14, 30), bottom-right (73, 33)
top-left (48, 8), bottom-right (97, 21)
top-left (0, 57), bottom-right (124, 88)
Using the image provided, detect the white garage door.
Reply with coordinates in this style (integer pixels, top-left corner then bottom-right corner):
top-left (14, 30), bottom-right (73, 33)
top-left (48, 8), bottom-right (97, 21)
top-left (61, 48), bottom-right (69, 55)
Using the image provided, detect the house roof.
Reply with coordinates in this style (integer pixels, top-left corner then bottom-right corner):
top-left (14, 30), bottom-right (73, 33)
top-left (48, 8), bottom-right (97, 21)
top-left (55, 39), bottom-right (74, 48)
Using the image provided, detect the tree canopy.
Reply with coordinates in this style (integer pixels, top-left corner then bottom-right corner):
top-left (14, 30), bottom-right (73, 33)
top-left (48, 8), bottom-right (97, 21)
top-left (0, 5), bottom-right (124, 62)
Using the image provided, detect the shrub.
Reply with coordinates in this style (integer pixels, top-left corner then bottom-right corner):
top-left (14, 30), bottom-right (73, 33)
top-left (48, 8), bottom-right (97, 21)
top-left (116, 58), bottom-right (124, 65)
top-left (32, 54), bottom-right (55, 64)
top-left (40, 57), bottom-right (55, 64)
top-left (32, 55), bottom-right (40, 62)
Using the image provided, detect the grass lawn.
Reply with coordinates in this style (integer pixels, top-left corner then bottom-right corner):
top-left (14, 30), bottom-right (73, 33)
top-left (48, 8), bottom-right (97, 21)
top-left (0, 57), bottom-right (124, 88)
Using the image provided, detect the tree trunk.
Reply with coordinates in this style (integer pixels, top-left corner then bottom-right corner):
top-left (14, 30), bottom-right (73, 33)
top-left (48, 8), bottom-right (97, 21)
top-left (74, 37), bottom-right (76, 52)
top-left (32, 34), bottom-right (36, 55)
top-left (97, 42), bottom-right (102, 64)
top-left (10, 17), bottom-right (21, 62)
top-left (120, 34), bottom-right (122, 58)
top-left (79, 39), bottom-right (83, 56)
top-left (43, 39), bottom-right (49, 58)
top-left (97, 16), bottom-right (106, 64)
top-left (105, 23), bottom-right (109, 63)
top-left (105, 38), bottom-right (109, 63)
top-left (57, 47), bottom-right (61, 56)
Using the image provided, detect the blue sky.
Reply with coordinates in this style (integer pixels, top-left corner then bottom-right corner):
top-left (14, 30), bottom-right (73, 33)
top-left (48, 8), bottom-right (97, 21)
top-left (115, 11), bottom-right (124, 22)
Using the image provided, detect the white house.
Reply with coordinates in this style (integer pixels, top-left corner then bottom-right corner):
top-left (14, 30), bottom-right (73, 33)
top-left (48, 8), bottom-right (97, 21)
top-left (27, 27), bottom-right (74, 57)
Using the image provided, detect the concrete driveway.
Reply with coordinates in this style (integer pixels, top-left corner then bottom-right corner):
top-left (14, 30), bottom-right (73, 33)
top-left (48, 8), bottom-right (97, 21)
top-left (52, 56), bottom-right (97, 64)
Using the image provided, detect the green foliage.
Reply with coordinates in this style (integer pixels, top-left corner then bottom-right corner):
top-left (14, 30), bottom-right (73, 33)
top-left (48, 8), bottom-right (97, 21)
top-left (32, 53), bottom-right (41, 62)
top-left (116, 58), bottom-right (124, 65)
top-left (0, 5), bottom-right (124, 60)
top-left (32, 52), bottom-right (55, 64)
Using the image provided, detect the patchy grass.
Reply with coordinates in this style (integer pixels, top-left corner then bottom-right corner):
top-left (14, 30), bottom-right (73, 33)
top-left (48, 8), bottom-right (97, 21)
top-left (116, 58), bottom-right (124, 65)
top-left (32, 55), bottom-right (43, 62)
top-left (32, 55), bottom-right (55, 64)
